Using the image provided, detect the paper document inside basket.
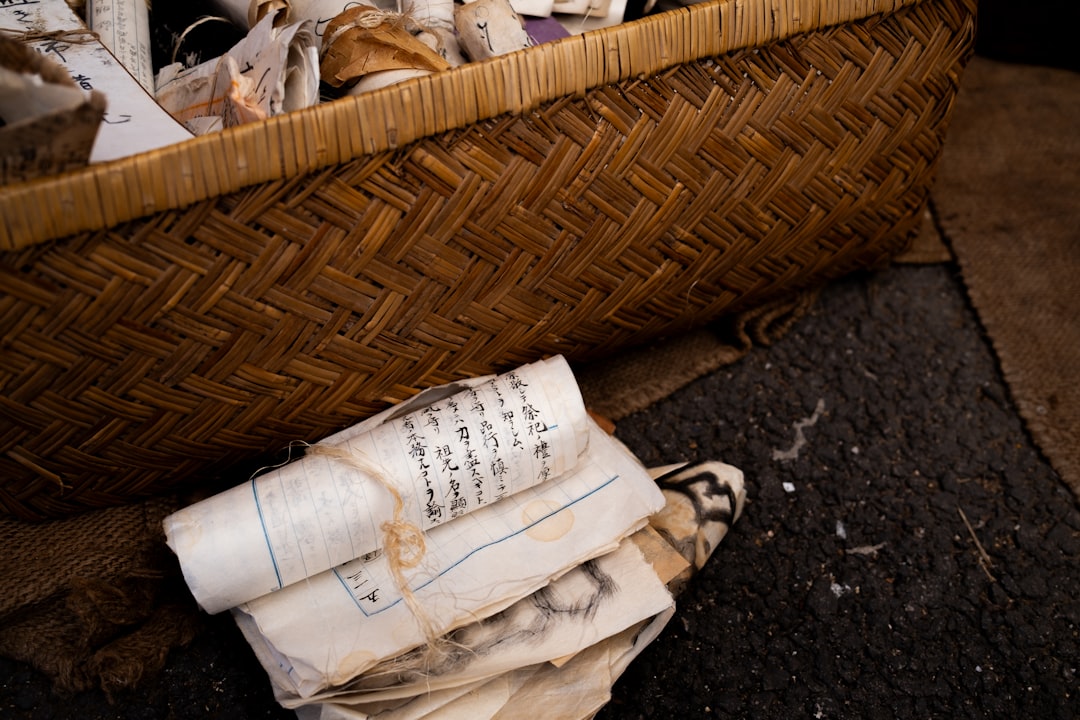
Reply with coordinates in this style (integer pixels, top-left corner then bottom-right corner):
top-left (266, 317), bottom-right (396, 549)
top-left (164, 355), bottom-right (590, 614)
top-left (0, 0), bottom-right (193, 163)
top-left (232, 417), bottom-right (666, 698)
top-left (87, 0), bottom-right (154, 92)
top-left (154, 11), bottom-right (319, 134)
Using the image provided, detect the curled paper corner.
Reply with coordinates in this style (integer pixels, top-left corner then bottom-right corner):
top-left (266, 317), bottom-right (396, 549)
top-left (647, 460), bottom-right (745, 593)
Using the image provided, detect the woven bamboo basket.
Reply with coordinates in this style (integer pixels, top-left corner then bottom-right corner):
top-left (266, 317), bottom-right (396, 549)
top-left (0, 0), bottom-right (975, 519)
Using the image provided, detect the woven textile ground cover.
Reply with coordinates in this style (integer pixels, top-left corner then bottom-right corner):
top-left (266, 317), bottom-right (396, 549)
top-left (932, 57), bottom-right (1080, 501)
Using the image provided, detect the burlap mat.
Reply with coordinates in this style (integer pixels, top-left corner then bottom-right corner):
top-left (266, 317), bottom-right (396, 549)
top-left (0, 497), bottom-right (201, 697)
top-left (931, 57), bottom-right (1080, 500)
top-left (892, 207), bottom-right (953, 265)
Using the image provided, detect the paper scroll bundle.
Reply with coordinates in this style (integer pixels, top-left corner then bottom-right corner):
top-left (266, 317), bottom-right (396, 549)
top-left (0, 0), bottom-right (634, 167)
top-left (163, 356), bottom-right (746, 719)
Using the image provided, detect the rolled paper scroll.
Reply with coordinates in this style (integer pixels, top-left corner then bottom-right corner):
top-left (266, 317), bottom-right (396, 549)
top-left (230, 415), bottom-right (665, 697)
top-left (318, 5), bottom-right (450, 89)
top-left (454, 0), bottom-right (533, 63)
top-left (164, 355), bottom-right (592, 614)
top-left (86, 0), bottom-right (155, 92)
top-left (211, 0), bottom-right (290, 29)
top-left (346, 26), bottom-right (465, 94)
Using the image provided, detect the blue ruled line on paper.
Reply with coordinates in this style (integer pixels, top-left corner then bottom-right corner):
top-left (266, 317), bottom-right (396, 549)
top-left (333, 473), bottom-right (620, 616)
top-left (252, 478), bottom-right (284, 591)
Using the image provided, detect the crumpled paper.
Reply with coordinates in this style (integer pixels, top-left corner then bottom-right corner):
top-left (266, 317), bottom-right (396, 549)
top-left (319, 5), bottom-right (450, 89)
top-left (155, 10), bottom-right (319, 133)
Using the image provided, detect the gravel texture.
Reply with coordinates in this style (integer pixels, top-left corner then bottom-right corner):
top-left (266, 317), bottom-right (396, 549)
top-left (3, 262), bottom-right (1079, 719)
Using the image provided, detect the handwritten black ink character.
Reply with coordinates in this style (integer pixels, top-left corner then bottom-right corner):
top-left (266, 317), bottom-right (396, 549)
top-left (435, 444), bottom-right (459, 472)
top-left (39, 39), bottom-right (70, 63)
top-left (424, 498), bottom-right (444, 523)
top-left (533, 438), bottom-right (550, 460)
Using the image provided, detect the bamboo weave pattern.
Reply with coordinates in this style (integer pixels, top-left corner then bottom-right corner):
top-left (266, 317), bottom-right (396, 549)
top-left (0, 0), bottom-right (975, 518)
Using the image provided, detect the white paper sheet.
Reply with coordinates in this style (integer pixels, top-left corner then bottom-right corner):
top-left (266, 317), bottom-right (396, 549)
top-left (164, 356), bottom-right (590, 614)
top-left (232, 418), bottom-right (664, 698)
top-left (0, 0), bottom-right (193, 163)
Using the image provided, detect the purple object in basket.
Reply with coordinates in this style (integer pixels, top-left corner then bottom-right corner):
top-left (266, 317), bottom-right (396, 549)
top-left (525, 15), bottom-right (572, 44)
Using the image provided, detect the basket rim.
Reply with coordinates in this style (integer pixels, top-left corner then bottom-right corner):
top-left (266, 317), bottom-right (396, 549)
top-left (0, 0), bottom-right (924, 250)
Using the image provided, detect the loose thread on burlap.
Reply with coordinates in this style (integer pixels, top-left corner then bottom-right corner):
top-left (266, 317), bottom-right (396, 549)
top-left (305, 443), bottom-right (450, 665)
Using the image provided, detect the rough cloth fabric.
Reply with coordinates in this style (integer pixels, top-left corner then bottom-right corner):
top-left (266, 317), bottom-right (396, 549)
top-left (0, 497), bottom-right (201, 696)
top-left (932, 57), bottom-right (1080, 500)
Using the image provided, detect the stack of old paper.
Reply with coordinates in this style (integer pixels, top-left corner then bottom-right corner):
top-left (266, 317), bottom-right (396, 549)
top-left (164, 355), bottom-right (744, 719)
